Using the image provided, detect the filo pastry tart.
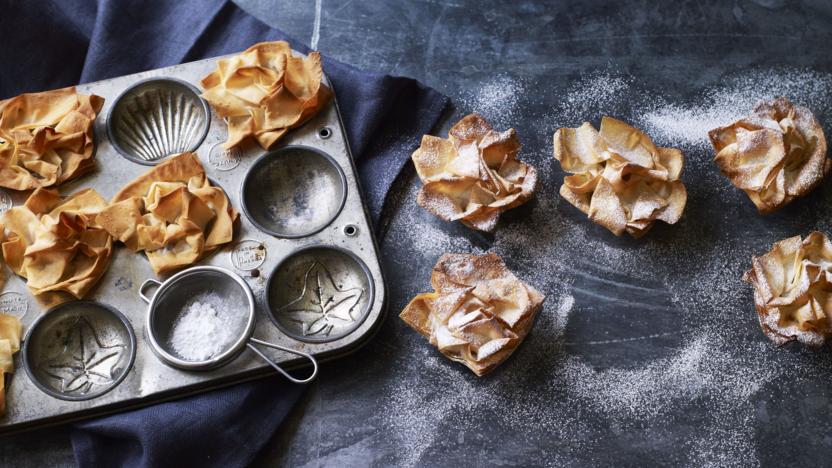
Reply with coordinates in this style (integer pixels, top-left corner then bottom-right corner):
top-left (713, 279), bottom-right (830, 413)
top-left (744, 232), bottom-right (832, 347)
top-left (0, 87), bottom-right (103, 190)
top-left (400, 253), bottom-right (545, 376)
top-left (96, 152), bottom-right (237, 274)
top-left (411, 114), bottom-right (538, 232)
top-left (553, 117), bottom-right (687, 238)
top-left (200, 41), bottom-right (331, 150)
top-left (709, 97), bottom-right (830, 214)
top-left (0, 188), bottom-right (112, 298)
top-left (0, 314), bottom-right (22, 415)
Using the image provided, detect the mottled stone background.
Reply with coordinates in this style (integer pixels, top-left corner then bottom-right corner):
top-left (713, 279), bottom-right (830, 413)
top-left (4, 1), bottom-right (832, 466)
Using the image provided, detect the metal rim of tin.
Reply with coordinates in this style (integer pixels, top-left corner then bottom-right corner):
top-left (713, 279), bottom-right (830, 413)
top-left (22, 301), bottom-right (137, 402)
top-left (265, 244), bottom-right (376, 344)
top-left (106, 77), bottom-right (211, 166)
top-left (239, 145), bottom-right (348, 239)
top-left (142, 266), bottom-right (256, 371)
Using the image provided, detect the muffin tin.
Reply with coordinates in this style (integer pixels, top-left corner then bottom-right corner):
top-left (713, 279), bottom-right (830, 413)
top-left (0, 52), bottom-right (386, 433)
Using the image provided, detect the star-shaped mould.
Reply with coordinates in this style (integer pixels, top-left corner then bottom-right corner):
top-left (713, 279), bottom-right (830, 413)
top-left (279, 261), bottom-right (364, 337)
top-left (41, 316), bottom-right (126, 394)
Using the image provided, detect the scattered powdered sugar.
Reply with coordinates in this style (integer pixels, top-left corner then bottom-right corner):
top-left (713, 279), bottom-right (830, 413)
top-left (167, 294), bottom-right (238, 362)
top-left (639, 69), bottom-right (832, 150)
top-left (458, 74), bottom-right (526, 128)
top-left (554, 294), bottom-right (574, 330)
top-left (558, 72), bottom-right (637, 126)
top-left (553, 67), bottom-right (832, 160)
top-left (641, 103), bottom-right (738, 151)
top-left (375, 67), bottom-right (832, 466)
top-left (561, 334), bottom-right (780, 421)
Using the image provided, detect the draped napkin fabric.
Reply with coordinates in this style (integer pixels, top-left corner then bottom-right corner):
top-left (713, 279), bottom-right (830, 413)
top-left (0, 1), bottom-right (450, 466)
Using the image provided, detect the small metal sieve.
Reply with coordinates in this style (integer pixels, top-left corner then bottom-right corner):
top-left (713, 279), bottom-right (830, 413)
top-left (139, 266), bottom-right (317, 383)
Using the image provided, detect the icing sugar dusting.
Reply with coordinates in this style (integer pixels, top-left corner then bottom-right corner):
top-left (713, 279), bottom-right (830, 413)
top-left (458, 74), bottom-right (526, 128)
top-left (639, 69), bottom-right (832, 150)
top-left (167, 293), bottom-right (240, 362)
top-left (558, 72), bottom-right (636, 125)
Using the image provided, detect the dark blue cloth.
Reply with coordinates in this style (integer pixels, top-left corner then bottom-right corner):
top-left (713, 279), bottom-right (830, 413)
top-left (0, 1), bottom-right (449, 467)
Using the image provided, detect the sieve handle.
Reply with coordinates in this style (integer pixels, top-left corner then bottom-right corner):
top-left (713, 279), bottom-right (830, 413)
top-left (246, 338), bottom-right (318, 384)
top-left (138, 278), bottom-right (162, 303)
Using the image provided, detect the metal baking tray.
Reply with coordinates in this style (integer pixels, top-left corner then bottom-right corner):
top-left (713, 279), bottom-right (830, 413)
top-left (0, 53), bottom-right (386, 434)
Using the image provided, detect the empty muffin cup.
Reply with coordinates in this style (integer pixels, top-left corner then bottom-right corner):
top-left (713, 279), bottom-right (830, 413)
top-left (22, 301), bottom-right (136, 401)
top-left (267, 246), bottom-right (374, 343)
top-left (140, 266), bottom-right (317, 383)
top-left (107, 78), bottom-right (211, 165)
top-left (241, 146), bottom-right (347, 238)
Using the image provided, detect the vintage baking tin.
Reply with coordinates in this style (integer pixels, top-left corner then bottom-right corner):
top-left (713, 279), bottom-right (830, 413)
top-left (0, 51), bottom-right (386, 434)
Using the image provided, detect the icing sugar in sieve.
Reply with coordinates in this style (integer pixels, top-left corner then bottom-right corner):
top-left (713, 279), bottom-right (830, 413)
top-left (140, 266), bottom-right (317, 383)
top-left (166, 293), bottom-right (247, 362)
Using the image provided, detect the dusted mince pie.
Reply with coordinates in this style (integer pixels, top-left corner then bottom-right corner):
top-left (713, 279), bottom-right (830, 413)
top-left (0, 188), bottom-right (112, 298)
top-left (553, 117), bottom-right (687, 237)
top-left (400, 253), bottom-right (544, 376)
top-left (96, 152), bottom-right (237, 274)
top-left (411, 114), bottom-right (538, 232)
top-left (0, 87), bottom-right (103, 190)
top-left (201, 41), bottom-right (331, 150)
top-left (0, 314), bottom-right (21, 415)
top-left (708, 97), bottom-right (830, 213)
top-left (744, 231), bottom-right (832, 347)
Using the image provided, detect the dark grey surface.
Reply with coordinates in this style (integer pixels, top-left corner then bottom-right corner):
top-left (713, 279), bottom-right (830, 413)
top-left (4, 0), bottom-right (832, 466)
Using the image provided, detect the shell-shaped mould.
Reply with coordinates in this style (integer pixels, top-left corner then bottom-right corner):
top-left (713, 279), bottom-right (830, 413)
top-left (107, 78), bottom-right (210, 165)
